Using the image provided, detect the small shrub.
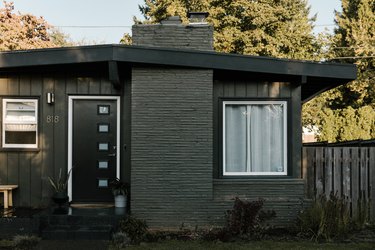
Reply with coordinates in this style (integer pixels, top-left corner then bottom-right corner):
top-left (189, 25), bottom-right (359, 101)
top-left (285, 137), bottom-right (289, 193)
top-left (355, 192), bottom-right (370, 229)
top-left (201, 197), bottom-right (276, 242)
top-left (12, 235), bottom-right (40, 250)
top-left (112, 231), bottom-right (131, 249)
top-left (118, 215), bottom-right (148, 244)
top-left (297, 192), bottom-right (351, 241)
top-left (225, 197), bottom-right (276, 239)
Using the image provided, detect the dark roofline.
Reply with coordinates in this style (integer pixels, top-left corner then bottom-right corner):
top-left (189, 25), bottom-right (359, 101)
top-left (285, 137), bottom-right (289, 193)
top-left (0, 44), bottom-right (356, 101)
top-left (0, 44), bottom-right (356, 79)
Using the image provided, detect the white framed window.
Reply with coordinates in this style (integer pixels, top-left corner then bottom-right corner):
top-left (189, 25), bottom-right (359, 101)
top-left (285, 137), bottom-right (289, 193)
top-left (223, 100), bottom-right (287, 176)
top-left (2, 99), bottom-right (38, 148)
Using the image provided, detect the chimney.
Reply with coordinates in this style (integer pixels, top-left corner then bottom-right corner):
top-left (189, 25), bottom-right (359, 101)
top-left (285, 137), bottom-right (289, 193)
top-left (187, 12), bottom-right (209, 25)
top-left (132, 14), bottom-right (213, 51)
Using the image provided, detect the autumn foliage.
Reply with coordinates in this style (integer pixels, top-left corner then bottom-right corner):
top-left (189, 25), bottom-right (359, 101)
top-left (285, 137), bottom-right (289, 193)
top-left (0, 1), bottom-right (57, 51)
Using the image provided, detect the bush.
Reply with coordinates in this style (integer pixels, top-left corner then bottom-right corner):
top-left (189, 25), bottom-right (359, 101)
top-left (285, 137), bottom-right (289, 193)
top-left (112, 231), bottom-right (131, 249)
top-left (297, 192), bottom-right (351, 241)
top-left (12, 235), bottom-right (40, 250)
top-left (202, 197), bottom-right (276, 241)
top-left (117, 215), bottom-right (148, 244)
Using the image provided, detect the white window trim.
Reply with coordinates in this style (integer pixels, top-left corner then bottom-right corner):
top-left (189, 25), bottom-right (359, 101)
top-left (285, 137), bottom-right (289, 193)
top-left (222, 100), bottom-right (288, 176)
top-left (2, 98), bottom-right (38, 149)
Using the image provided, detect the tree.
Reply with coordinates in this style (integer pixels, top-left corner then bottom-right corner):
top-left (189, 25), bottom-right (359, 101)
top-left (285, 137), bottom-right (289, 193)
top-left (133, 0), bottom-right (321, 60)
top-left (331, 0), bottom-right (375, 108)
top-left (0, 1), bottom-right (70, 51)
top-left (303, 0), bottom-right (375, 142)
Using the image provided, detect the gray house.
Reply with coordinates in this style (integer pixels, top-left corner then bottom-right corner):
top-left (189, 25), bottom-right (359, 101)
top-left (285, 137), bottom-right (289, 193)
top-left (0, 18), bottom-right (356, 228)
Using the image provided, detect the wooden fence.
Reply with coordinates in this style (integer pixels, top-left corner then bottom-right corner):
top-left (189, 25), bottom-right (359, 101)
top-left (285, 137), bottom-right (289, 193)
top-left (302, 147), bottom-right (375, 221)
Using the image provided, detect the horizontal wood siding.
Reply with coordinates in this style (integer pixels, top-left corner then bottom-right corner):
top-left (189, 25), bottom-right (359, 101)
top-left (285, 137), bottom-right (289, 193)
top-left (211, 79), bottom-right (304, 227)
top-left (131, 73), bottom-right (304, 228)
top-left (212, 179), bottom-right (304, 226)
top-left (0, 73), bottom-right (121, 207)
top-left (212, 179), bottom-right (305, 226)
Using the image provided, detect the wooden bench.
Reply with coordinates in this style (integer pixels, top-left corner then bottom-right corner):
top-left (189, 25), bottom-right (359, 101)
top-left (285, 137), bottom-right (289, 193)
top-left (0, 185), bottom-right (18, 209)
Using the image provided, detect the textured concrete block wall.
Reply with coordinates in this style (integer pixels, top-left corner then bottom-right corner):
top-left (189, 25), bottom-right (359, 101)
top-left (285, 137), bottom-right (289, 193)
top-left (132, 24), bottom-right (214, 51)
top-left (131, 68), bottom-right (214, 228)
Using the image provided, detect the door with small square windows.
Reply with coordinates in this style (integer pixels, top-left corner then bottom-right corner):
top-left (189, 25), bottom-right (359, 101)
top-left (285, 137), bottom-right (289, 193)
top-left (71, 97), bottom-right (119, 202)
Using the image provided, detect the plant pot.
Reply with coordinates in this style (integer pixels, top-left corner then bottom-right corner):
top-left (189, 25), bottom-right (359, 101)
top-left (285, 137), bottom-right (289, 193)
top-left (114, 195), bottom-right (127, 208)
top-left (52, 192), bottom-right (69, 207)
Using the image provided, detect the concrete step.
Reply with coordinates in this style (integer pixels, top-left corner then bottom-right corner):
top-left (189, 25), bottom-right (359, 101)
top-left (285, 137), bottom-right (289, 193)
top-left (37, 206), bottom-right (126, 240)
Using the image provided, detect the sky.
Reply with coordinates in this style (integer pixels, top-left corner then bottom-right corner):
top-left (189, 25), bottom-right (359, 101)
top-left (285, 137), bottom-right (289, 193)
top-left (2, 0), bottom-right (342, 44)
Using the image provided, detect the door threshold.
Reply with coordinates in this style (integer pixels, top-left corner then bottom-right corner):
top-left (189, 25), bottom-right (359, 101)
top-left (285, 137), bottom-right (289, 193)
top-left (70, 203), bottom-right (114, 208)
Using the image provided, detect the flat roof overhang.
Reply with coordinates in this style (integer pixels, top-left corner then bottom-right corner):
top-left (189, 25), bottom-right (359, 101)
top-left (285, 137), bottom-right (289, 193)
top-left (0, 44), bottom-right (356, 102)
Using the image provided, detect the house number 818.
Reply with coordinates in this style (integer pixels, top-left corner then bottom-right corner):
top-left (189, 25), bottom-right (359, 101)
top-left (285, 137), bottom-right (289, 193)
top-left (46, 115), bottom-right (60, 123)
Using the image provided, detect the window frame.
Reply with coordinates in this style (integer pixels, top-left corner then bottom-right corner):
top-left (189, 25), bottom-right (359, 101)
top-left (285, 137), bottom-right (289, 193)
top-left (222, 100), bottom-right (288, 176)
top-left (2, 98), bottom-right (39, 149)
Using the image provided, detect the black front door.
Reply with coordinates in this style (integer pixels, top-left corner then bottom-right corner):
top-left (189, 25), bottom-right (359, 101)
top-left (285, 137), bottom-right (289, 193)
top-left (72, 98), bottom-right (118, 202)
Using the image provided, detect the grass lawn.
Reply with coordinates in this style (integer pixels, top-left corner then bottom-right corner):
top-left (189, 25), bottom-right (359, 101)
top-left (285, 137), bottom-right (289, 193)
top-left (122, 240), bottom-right (375, 250)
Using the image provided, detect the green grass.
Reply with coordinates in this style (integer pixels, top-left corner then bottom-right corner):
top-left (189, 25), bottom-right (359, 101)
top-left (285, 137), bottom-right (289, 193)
top-left (0, 239), bottom-right (13, 248)
top-left (120, 240), bottom-right (375, 250)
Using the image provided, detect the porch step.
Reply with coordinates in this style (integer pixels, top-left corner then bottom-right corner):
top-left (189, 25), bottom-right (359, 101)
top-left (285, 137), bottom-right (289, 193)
top-left (38, 207), bottom-right (126, 240)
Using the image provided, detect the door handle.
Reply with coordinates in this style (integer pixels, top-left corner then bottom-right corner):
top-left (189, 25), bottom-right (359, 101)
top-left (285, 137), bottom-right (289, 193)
top-left (108, 153), bottom-right (116, 157)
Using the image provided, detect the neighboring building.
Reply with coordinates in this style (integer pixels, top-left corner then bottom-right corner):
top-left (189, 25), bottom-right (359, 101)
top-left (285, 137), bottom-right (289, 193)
top-left (0, 17), bottom-right (356, 228)
top-left (302, 126), bottom-right (318, 143)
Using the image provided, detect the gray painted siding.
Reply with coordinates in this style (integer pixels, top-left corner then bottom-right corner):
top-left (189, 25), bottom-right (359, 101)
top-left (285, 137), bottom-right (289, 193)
top-left (131, 73), bottom-right (305, 228)
top-left (131, 68), bottom-right (214, 228)
top-left (0, 73), bottom-right (121, 207)
top-left (213, 179), bottom-right (305, 226)
top-left (211, 79), bottom-right (305, 227)
top-left (132, 24), bottom-right (213, 51)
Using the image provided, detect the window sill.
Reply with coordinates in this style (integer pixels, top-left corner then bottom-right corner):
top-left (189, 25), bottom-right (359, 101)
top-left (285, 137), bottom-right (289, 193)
top-left (0, 148), bottom-right (40, 152)
top-left (213, 178), bottom-right (305, 185)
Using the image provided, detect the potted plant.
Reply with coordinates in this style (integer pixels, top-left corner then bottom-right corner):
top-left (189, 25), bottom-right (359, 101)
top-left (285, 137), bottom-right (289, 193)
top-left (48, 168), bottom-right (72, 207)
top-left (110, 178), bottom-right (129, 208)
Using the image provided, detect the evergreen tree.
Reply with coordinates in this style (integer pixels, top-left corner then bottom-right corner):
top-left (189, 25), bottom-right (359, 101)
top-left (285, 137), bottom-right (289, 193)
top-left (133, 0), bottom-right (321, 60)
top-left (303, 0), bottom-right (375, 142)
top-left (331, 0), bottom-right (375, 108)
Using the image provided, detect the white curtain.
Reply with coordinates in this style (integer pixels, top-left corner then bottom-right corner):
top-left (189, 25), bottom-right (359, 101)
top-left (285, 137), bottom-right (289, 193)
top-left (225, 105), bottom-right (247, 172)
top-left (225, 104), bottom-right (284, 174)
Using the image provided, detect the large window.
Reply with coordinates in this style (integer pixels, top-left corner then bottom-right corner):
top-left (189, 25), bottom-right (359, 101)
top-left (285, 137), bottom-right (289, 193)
top-left (223, 101), bottom-right (287, 176)
top-left (2, 99), bottom-right (38, 148)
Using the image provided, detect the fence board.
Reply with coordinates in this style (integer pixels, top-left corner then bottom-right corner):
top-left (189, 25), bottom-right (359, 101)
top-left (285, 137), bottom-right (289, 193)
top-left (351, 148), bottom-right (359, 219)
top-left (303, 145), bottom-right (374, 222)
top-left (307, 148), bottom-right (315, 198)
top-left (342, 147), bottom-right (351, 201)
top-left (360, 148), bottom-right (368, 199)
top-left (370, 148), bottom-right (375, 222)
top-left (324, 148), bottom-right (333, 195)
top-left (315, 147), bottom-right (324, 195)
top-left (333, 148), bottom-right (342, 196)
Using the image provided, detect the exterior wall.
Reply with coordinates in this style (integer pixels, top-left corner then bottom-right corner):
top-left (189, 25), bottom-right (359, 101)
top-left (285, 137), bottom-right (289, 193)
top-left (212, 179), bottom-right (305, 226)
top-left (132, 24), bottom-right (213, 51)
top-left (0, 72), bottom-right (123, 207)
top-left (131, 72), bottom-right (305, 228)
top-left (211, 78), bottom-right (304, 226)
top-left (131, 20), bottom-right (304, 228)
top-left (131, 68), bottom-right (214, 228)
